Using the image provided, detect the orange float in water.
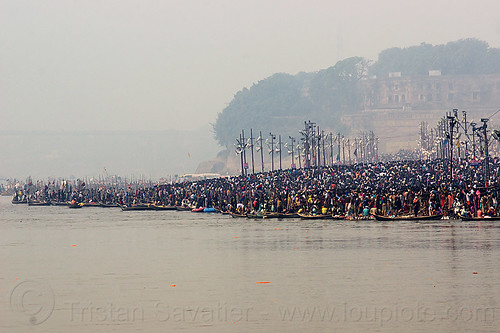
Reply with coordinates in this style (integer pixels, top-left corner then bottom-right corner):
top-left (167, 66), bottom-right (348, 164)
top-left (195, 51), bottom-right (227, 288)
top-left (170, 284), bottom-right (176, 287)
top-left (72, 244), bottom-right (77, 247)
top-left (256, 281), bottom-right (270, 284)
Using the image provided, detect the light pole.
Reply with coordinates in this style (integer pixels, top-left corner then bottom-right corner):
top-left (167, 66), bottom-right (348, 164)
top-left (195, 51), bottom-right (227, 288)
top-left (241, 130), bottom-right (247, 175)
top-left (236, 133), bottom-right (245, 176)
top-left (269, 132), bottom-right (276, 172)
top-left (250, 128), bottom-right (255, 174)
top-left (278, 134), bottom-right (282, 170)
top-left (462, 110), bottom-right (468, 159)
top-left (259, 131), bottom-right (264, 173)
top-left (447, 114), bottom-right (457, 183)
top-left (289, 136), bottom-right (296, 169)
top-left (471, 122), bottom-right (477, 160)
top-left (481, 118), bottom-right (489, 187)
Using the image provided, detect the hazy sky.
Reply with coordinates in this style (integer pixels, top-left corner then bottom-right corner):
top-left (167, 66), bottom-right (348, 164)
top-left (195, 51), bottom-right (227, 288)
top-left (1, 0), bottom-right (499, 132)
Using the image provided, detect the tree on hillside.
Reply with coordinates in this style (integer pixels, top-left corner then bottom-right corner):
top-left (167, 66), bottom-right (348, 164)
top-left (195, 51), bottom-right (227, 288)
top-left (213, 72), bottom-right (313, 147)
top-left (370, 38), bottom-right (497, 77)
top-left (309, 57), bottom-right (369, 114)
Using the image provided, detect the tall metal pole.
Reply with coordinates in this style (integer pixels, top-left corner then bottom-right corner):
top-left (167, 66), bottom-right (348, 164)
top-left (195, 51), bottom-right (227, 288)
top-left (260, 131), bottom-right (264, 173)
top-left (463, 111), bottom-right (468, 159)
top-left (321, 130), bottom-right (326, 167)
top-left (330, 133), bottom-right (333, 166)
top-left (482, 118), bottom-right (489, 187)
top-left (337, 133), bottom-right (341, 164)
top-left (447, 115), bottom-right (456, 183)
top-left (317, 126), bottom-right (321, 168)
top-left (471, 123), bottom-right (477, 160)
top-left (242, 130), bottom-right (247, 175)
top-left (289, 136), bottom-right (295, 169)
top-left (239, 133), bottom-right (244, 176)
top-left (297, 143), bottom-right (302, 169)
top-left (347, 138), bottom-right (351, 164)
top-left (342, 136), bottom-right (346, 164)
top-left (270, 132), bottom-right (275, 172)
top-left (278, 134), bottom-right (282, 170)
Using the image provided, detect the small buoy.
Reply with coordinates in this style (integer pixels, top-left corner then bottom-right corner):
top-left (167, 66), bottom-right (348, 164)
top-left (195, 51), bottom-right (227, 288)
top-left (233, 236), bottom-right (238, 238)
top-left (473, 272), bottom-right (478, 274)
top-left (256, 281), bottom-right (270, 284)
top-left (170, 284), bottom-right (176, 287)
top-left (72, 244), bottom-right (77, 247)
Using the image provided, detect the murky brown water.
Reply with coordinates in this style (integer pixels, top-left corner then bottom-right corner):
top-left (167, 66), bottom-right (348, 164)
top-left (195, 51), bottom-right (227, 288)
top-left (1, 195), bottom-right (499, 332)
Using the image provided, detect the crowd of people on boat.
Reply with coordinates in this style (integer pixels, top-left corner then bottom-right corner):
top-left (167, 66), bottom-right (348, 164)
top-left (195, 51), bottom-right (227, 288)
top-left (8, 158), bottom-right (500, 219)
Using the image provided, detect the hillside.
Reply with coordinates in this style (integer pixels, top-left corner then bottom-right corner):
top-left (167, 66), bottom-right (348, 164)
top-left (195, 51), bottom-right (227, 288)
top-left (213, 38), bottom-right (500, 148)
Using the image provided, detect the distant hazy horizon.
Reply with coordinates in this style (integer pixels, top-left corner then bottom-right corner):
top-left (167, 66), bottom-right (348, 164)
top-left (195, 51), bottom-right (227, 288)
top-left (0, 125), bottom-right (220, 180)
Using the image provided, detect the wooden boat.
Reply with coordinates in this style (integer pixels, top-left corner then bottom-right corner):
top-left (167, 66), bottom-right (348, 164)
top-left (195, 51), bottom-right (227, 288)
top-left (99, 202), bottom-right (119, 208)
top-left (119, 204), bottom-right (155, 211)
top-left (68, 202), bottom-right (83, 209)
top-left (461, 216), bottom-right (500, 221)
top-left (246, 213), bottom-right (265, 219)
top-left (11, 199), bottom-right (27, 204)
top-left (51, 201), bottom-right (70, 206)
top-left (81, 202), bottom-right (101, 207)
top-left (280, 213), bottom-right (300, 219)
top-left (176, 206), bottom-right (192, 211)
top-left (229, 212), bottom-right (247, 218)
top-left (373, 214), bottom-right (443, 221)
top-left (28, 200), bottom-right (51, 206)
top-left (246, 212), bottom-right (298, 219)
top-left (191, 207), bottom-right (218, 213)
top-left (298, 213), bottom-right (334, 220)
top-left (152, 205), bottom-right (177, 211)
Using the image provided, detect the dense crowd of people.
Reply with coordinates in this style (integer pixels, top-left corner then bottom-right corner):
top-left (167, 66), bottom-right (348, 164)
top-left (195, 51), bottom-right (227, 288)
top-left (8, 158), bottom-right (500, 218)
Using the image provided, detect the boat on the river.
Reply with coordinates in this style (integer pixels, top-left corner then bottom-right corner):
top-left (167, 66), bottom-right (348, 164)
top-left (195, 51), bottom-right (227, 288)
top-left (28, 200), bottom-right (51, 206)
top-left (176, 206), bottom-right (192, 211)
top-left (229, 212), bottom-right (247, 218)
top-left (51, 201), bottom-right (70, 206)
top-left (247, 212), bottom-right (299, 219)
top-left (68, 202), bottom-right (83, 209)
top-left (81, 202), bottom-right (101, 207)
top-left (152, 205), bottom-right (177, 211)
top-left (373, 214), bottom-right (443, 221)
top-left (192, 207), bottom-right (218, 213)
top-left (298, 213), bottom-right (334, 220)
top-left (119, 204), bottom-right (155, 211)
top-left (99, 202), bottom-right (119, 208)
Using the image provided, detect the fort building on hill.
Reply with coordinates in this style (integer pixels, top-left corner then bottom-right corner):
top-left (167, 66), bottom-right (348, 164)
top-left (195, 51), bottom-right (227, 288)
top-left (343, 72), bottom-right (500, 152)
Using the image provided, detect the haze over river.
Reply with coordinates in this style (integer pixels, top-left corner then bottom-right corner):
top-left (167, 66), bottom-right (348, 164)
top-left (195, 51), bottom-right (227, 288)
top-left (1, 196), bottom-right (499, 332)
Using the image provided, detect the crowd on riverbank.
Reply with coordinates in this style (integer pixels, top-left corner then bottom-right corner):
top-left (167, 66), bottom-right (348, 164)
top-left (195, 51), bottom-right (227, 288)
top-left (8, 158), bottom-right (500, 218)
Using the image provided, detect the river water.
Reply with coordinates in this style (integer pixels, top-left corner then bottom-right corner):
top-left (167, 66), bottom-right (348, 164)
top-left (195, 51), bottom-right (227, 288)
top-left (1, 195), bottom-right (499, 332)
